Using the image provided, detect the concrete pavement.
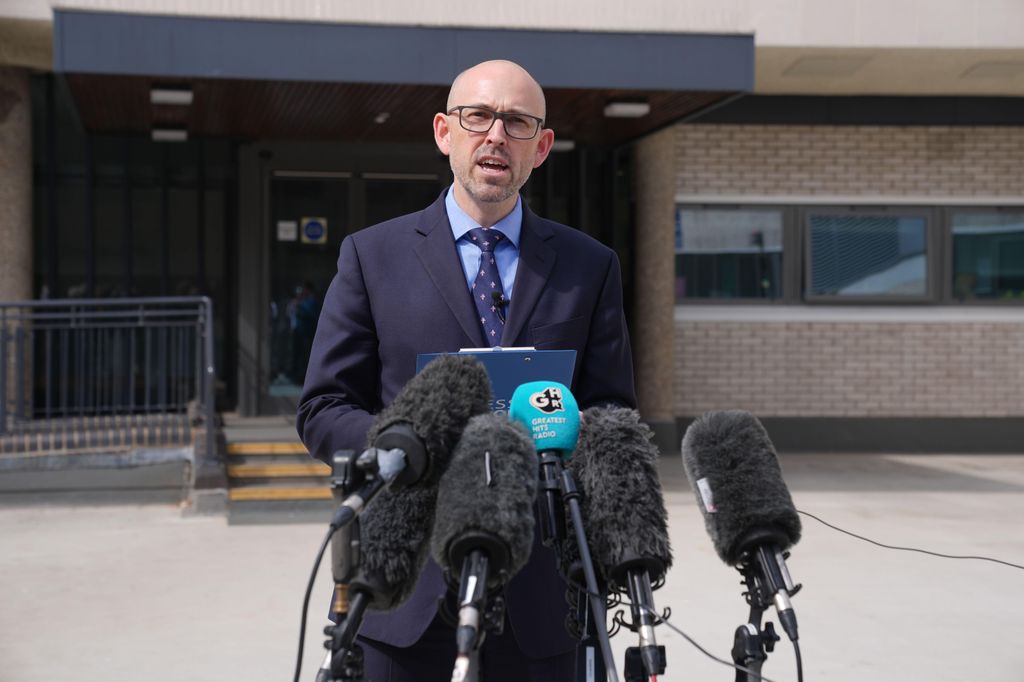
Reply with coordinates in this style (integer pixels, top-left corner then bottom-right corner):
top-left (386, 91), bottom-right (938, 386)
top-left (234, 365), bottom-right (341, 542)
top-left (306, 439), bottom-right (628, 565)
top-left (1, 452), bottom-right (1023, 682)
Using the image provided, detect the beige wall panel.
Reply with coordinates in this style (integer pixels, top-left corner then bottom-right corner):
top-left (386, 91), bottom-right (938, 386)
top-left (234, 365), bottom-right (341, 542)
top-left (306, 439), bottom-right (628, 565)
top-left (48, 0), bottom-right (751, 32)
top-left (757, 47), bottom-right (1024, 97)
top-left (0, 1), bottom-right (51, 21)
top-left (752, 0), bottom-right (1024, 48)
top-left (675, 319), bottom-right (1024, 417)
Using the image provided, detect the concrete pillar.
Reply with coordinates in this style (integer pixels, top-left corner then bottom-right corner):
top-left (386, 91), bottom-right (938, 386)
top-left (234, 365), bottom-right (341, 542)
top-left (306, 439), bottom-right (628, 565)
top-left (0, 67), bottom-right (33, 426)
top-left (0, 67), bottom-right (32, 302)
top-left (632, 126), bottom-right (677, 452)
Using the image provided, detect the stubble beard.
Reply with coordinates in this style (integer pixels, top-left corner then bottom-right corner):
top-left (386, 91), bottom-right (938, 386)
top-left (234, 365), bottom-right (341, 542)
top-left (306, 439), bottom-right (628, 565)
top-left (461, 178), bottom-right (518, 204)
top-left (452, 150), bottom-right (529, 205)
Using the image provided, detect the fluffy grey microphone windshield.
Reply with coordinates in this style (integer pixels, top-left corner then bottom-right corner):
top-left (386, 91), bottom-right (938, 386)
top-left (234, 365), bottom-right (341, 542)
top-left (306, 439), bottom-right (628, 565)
top-left (354, 355), bottom-right (492, 612)
top-left (367, 354), bottom-right (492, 481)
top-left (570, 407), bottom-right (672, 586)
top-left (431, 413), bottom-right (538, 585)
top-left (681, 410), bottom-right (801, 566)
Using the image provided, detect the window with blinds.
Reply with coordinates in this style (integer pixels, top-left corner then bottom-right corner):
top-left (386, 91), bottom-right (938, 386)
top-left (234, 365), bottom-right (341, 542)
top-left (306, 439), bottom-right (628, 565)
top-left (806, 212), bottom-right (929, 299)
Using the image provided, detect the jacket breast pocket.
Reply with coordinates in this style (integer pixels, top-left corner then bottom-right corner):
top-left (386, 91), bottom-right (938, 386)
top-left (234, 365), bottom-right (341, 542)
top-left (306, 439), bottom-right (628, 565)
top-left (528, 316), bottom-right (587, 350)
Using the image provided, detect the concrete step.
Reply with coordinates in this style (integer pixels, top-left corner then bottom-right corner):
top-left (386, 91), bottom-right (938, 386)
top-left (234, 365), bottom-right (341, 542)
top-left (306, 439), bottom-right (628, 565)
top-left (228, 486), bottom-right (332, 501)
top-left (227, 462), bottom-right (330, 478)
top-left (224, 440), bottom-right (330, 511)
top-left (225, 442), bottom-right (308, 456)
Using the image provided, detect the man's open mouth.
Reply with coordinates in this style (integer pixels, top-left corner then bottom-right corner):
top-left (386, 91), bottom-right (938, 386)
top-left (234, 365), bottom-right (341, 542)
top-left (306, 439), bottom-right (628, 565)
top-left (477, 157), bottom-right (509, 173)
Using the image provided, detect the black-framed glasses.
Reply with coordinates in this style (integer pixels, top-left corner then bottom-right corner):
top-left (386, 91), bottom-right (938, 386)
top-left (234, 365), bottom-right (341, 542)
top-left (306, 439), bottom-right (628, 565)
top-left (447, 106), bottom-right (544, 140)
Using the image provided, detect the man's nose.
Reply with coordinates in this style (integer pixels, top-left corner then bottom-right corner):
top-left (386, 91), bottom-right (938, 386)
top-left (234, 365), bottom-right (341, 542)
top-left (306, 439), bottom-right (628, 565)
top-left (485, 117), bottom-right (509, 145)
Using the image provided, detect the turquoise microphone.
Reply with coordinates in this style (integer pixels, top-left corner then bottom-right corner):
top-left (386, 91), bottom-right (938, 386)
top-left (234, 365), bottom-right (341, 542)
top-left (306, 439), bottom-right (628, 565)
top-left (509, 381), bottom-right (579, 545)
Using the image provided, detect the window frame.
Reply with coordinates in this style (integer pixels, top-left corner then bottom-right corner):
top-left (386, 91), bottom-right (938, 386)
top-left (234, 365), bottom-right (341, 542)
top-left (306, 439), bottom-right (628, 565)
top-left (800, 205), bottom-right (941, 304)
top-left (945, 205), bottom-right (1024, 306)
top-left (674, 202), bottom-right (1024, 307)
top-left (674, 203), bottom-right (797, 305)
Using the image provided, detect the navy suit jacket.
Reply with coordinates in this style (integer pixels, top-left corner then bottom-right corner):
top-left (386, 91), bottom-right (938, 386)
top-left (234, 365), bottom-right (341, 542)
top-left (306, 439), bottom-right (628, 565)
top-left (297, 191), bottom-right (636, 658)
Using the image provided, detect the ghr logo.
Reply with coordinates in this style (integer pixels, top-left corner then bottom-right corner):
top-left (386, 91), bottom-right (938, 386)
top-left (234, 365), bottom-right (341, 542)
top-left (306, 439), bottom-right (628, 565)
top-left (529, 387), bottom-right (564, 414)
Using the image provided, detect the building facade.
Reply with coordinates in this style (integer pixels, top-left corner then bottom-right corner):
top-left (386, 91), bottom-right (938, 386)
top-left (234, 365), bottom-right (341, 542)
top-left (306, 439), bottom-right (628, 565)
top-left (2, 0), bottom-right (1023, 451)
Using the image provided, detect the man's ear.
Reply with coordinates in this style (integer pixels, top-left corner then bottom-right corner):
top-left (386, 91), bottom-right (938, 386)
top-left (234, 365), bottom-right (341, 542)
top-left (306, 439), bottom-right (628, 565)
top-left (433, 113), bottom-right (452, 156)
top-left (533, 128), bottom-right (555, 168)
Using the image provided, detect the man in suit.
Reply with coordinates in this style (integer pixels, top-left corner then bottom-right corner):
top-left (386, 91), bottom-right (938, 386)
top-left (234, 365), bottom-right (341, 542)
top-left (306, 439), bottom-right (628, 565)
top-left (298, 59), bottom-right (636, 681)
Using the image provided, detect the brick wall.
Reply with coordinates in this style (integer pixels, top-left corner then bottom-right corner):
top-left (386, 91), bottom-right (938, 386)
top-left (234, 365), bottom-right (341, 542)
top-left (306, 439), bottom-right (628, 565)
top-left (676, 125), bottom-right (1024, 197)
top-left (672, 124), bottom-right (1024, 418)
top-left (676, 317), bottom-right (1024, 417)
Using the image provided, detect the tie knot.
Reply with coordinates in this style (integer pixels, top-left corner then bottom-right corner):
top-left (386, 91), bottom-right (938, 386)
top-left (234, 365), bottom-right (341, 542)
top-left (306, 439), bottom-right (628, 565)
top-left (466, 227), bottom-right (506, 254)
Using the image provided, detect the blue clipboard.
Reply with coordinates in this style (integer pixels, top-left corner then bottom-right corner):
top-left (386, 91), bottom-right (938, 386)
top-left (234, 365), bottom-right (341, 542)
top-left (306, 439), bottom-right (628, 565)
top-left (416, 347), bottom-right (577, 414)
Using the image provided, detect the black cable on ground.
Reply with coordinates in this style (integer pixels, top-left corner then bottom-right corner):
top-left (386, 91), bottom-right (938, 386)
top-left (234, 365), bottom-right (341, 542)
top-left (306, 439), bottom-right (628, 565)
top-left (798, 510), bottom-right (1024, 571)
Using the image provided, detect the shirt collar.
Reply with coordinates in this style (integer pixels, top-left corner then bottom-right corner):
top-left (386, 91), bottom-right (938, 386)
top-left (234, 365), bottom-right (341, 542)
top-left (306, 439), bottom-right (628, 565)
top-left (445, 186), bottom-right (522, 248)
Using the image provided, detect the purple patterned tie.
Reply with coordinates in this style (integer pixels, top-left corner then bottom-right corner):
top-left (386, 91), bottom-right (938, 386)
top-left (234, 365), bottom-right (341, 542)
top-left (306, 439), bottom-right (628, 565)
top-left (466, 227), bottom-right (507, 346)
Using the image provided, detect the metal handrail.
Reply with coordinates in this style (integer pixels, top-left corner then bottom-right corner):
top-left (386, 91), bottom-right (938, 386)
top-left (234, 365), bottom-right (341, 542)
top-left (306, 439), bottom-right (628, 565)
top-left (0, 297), bottom-right (217, 479)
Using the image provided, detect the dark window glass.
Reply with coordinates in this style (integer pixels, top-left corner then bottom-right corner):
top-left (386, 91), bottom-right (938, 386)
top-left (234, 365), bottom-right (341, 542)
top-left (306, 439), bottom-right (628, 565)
top-left (53, 180), bottom-right (87, 297)
top-left (675, 208), bottom-right (783, 300)
top-left (364, 177), bottom-right (442, 226)
top-left (807, 214), bottom-right (927, 297)
top-left (268, 176), bottom-right (349, 393)
top-left (952, 212), bottom-right (1024, 302)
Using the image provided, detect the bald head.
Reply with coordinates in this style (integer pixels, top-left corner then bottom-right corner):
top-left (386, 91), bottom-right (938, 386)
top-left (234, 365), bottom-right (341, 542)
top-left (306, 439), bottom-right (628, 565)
top-left (446, 60), bottom-right (547, 121)
top-left (434, 58), bottom-right (554, 227)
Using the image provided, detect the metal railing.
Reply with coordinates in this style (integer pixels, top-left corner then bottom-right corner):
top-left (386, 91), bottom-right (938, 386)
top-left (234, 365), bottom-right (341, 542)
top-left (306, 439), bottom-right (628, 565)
top-left (0, 297), bottom-right (216, 472)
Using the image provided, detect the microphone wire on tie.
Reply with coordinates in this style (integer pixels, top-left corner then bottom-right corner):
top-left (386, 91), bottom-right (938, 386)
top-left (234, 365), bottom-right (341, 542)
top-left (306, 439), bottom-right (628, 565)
top-left (490, 291), bottom-right (508, 323)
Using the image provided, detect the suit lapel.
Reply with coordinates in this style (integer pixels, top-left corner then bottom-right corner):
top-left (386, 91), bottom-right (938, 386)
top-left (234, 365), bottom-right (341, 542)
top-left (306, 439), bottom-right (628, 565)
top-left (413, 194), bottom-right (485, 346)
top-left (503, 203), bottom-right (556, 345)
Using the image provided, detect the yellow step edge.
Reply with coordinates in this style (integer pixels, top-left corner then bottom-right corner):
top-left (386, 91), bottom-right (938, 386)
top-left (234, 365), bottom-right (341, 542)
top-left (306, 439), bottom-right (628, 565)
top-left (226, 442), bottom-right (308, 455)
top-left (228, 463), bottom-right (330, 478)
top-left (229, 487), bottom-right (332, 502)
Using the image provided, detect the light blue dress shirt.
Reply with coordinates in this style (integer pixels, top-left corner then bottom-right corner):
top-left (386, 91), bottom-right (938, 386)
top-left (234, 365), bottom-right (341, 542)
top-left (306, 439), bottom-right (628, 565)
top-left (445, 187), bottom-right (521, 300)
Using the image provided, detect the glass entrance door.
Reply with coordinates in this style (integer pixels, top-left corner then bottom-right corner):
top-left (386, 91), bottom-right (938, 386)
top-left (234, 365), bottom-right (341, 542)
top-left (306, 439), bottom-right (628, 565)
top-left (265, 171), bottom-right (443, 412)
top-left (268, 172), bottom-right (350, 403)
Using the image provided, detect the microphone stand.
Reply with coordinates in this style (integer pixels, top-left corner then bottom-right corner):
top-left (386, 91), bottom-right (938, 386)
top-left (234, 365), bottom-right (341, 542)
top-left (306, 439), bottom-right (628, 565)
top-left (452, 551), bottom-right (488, 682)
top-left (730, 534), bottom-right (803, 682)
top-left (439, 549), bottom-right (510, 682)
top-left (552, 458), bottom-right (620, 682)
top-left (730, 550), bottom-right (788, 682)
top-left (572, 585), bottom-right (609, 682)
top-left (317, 447), bottom-right (409, 682)
top-left (731, 582), bottom-right (777, 682)
top-left (621, 571), bottom-right (667, 681)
